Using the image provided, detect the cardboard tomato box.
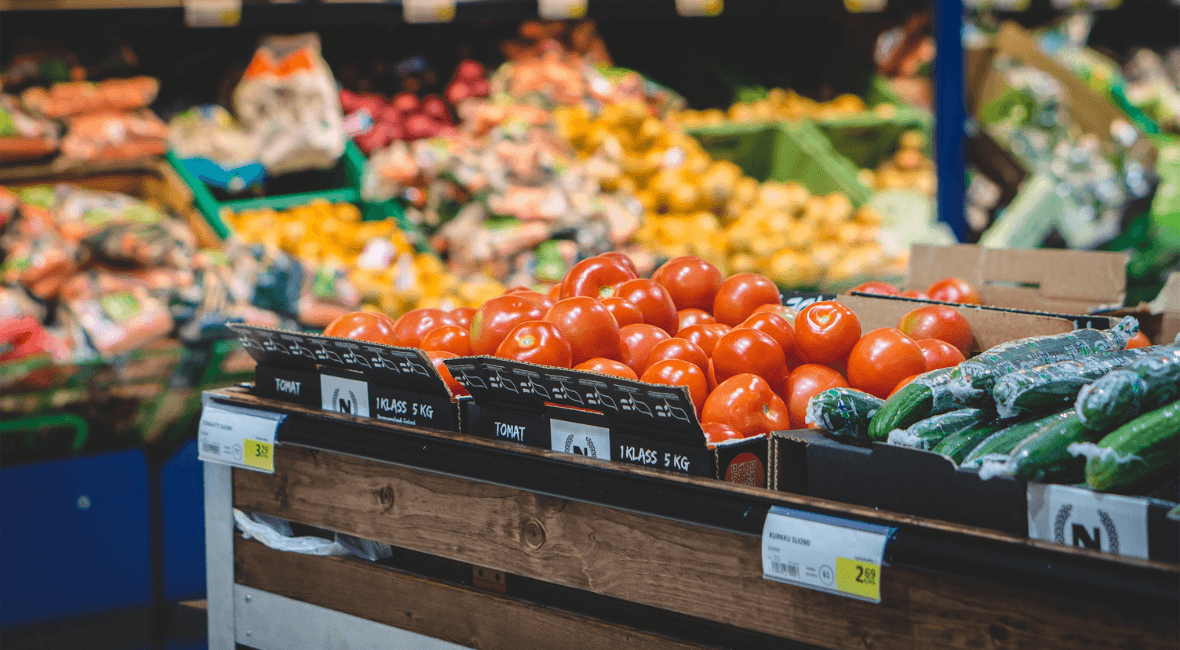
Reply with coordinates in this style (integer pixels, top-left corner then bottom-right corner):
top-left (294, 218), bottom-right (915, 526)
top-left (1101, 272), bottom-right (1180, 345)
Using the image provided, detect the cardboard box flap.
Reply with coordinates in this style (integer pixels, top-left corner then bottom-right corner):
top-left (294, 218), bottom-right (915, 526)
top-left (230, 323), bottom-right (451, 396)
top-left (444, 356), bottom-right (703, 440)
top-left (904, 245), bottom-right (1127, 314)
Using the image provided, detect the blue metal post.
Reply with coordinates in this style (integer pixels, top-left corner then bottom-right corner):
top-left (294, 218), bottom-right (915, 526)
top-left (934, 0), bottom-right (968, 241)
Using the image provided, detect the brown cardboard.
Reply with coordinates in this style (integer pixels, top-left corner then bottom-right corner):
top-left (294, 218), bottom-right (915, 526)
top-left (904, 244), bottom-right (1127, 314)
top-left (1105, 272), bottom-right (1180, 345)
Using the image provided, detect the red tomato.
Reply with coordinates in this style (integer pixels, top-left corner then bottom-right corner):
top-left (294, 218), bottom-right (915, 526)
top-left (507, 289), bottom-right (555, 312)
top-left (469, 295), bottom-right (545, 356)
top-left (713, 273), bottom-right (780, 326)
top-left (641, 359), bottom-right (709, 417)
top-left (559, 257), bottom-right (636, 300)
top-left (706, 358), bottom-right (719, 391)
top-left (544, 297), bottom-right (623, 365)
top-left (794, 301), bottom-right (861, 364)
top-left (753, 303), bottom-right (798, 325)
top-left (574, 357), bottom-right (638, 380)
top-left (601, 297), bottom-right (644, 328)
top-left (426, 350), bottom-right (469, 397)
top-left (897, 305), bottom-right (974, 357)
top-left (677, 308), bottom-right (715, 332)
top-left (783, 364), bottom-right (849, 429)
top-left (887, 373), bottom-right (921, 398)
top-left (702, 422), bottom-right (741, 445)
top-left (679, 323), bottom-right (731, 357)
top-left (323, 311), bottom-right (399, 345)
top-left (712, 328), bottom-right (788, 389)
top-left (393, 308), bottom-right (459, 348)
top-left (847, 327), bottom-right (927, 398)
top-left (449, 307), bottom-right (476, 330)
top-left (740, 312), bottom-right (796, 360)
top-left (617, 323), bottom-right (671, 375)
top-left (495, 321), bottom-right (572, 368)
top-left (615, 278), bottom-right (678, 335)
top-left (644, 338), bottom-right (709, 376)
top-left (1127, 331), bottom-right (1151, 349)
top-left (926, 277), bottom-right (982, 305)
top-left (597, 251), bottom-right (637, 276)
top-left (916, 338), bottom-right (966, 371)
top-left (849, 281), bottom-right (900, 296)
top-left (702, 373), bottom-right (790, 438)
top-left (546, 284), bottom-right (561, 300)
top-left (651, 255), bottom-right (723, 311)
top-left (420, 325), bottom-right (472, 356)
top-left (900, 290), bottom-right (930, 300)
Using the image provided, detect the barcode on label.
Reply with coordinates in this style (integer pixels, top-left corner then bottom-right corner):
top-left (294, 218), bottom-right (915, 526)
top-left (203, 442), bottom-right (221, 454)
top-left (771, 561), bottom-right (799, 577)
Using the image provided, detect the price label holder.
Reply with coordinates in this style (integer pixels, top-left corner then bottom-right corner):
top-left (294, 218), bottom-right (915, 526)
top-left (404, 0), bottom-right (457, 23)
top-left (198, 397), bottom-right (284, 474)
top-left (762, 506), bottom-right (894, 603)
top-left (183, 0), bottom-right (242, 27)
top-left (539, 0), bottom-right (587, 20)
top-left (675, 0), bottom-right (723, 17)
top-left (843, 0), bottom-right (888, 12)
top-left (1027, 484), bottom-right (1149, 559)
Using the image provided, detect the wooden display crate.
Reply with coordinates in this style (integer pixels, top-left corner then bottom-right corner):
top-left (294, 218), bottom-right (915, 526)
top-left (203, 387), bottom-right (1179, 650)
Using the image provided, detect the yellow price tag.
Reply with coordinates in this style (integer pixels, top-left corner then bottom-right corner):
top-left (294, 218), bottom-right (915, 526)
top-left (836, 557), bottom-right (881, 601)
top-left (242, 439), bottom-right (274, 472)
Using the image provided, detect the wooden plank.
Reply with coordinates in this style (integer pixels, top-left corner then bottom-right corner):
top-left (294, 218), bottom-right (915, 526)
top-left (234, 445), bottom-right (1179, 650)
top-left (236, 537), bottom-right (720, 650)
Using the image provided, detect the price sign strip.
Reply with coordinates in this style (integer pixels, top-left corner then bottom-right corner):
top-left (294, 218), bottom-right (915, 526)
top-left (762, 506), bottom-right (894, 603)
top-left (198, 396), bottom-right (284, 474)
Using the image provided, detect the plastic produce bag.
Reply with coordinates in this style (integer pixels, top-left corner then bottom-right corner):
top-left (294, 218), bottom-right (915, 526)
top-left (168, 105), bottom-right (266, 192)
top-left (234, 510), bottom-right (393, 561)
top-left (60, 109), bottom-right (168, 164)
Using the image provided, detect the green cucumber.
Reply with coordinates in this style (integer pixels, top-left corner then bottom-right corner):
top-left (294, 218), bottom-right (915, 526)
top-left (1075, 347), bottom-right (1180, 432)
top-left (867, 367), bottom-right (957, 441)
top-left (1079, 401), bottom-right (1180, 491)
top-left (805, 388), bottom-right (884, 441)
top-left (947, 317), bottom-right (1138, 408)
top-left (887, 408), bottom-right (993, 451)
top-left (1004, 411), bottom-right (1101, 483)
top-left (963, 409), bottom-right (1074, 467)
top-left (992, 345), bottom-right (1166, 420)
top-left (932, 422), bottom-right (1007, 464)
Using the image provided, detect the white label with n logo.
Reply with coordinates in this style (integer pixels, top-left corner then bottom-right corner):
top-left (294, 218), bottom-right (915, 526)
top-left (550, 419), bottom-right (610, 460)
top-left (1027, 484), bottom-right (1149, 559)
top-left (320, 374), bottom-right (370, 418)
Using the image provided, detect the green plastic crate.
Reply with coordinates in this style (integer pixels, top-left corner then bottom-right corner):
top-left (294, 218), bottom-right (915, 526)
top-left (813, 104), bottom-right (932, 170)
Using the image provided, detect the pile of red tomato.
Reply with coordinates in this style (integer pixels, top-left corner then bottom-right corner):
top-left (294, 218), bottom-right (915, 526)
top-left (322, 253), bottom-right (978, 445)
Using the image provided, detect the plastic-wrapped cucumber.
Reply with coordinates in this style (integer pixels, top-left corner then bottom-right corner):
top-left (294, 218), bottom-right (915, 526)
top-left (1002, 411), bottom-right (1100, 483)
top-left (1075, 347), bottom-right (1180, 432)
top-left (867, 367), bottom-right (958, 441)
top-left (963, 409), bottom-right (1074, 467)
top-left (932, 423), bottom-right (1007, 464)
top-left (1073, 401), bottom-right (1180, 491)
top-left (992, 345), bottom-right (1166, 420)
top-left (887, 408), bottom-right (993, 451)
top-left (947, 317), bottom-right (1137, 408)
top-left (805, 388), bottom-right (883, 441)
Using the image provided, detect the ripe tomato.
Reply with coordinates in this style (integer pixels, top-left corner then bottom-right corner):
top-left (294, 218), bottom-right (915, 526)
top-left (507, 289), bottom-right (555, 312)
top-left (544, 297), bottom-right (622, 365)
top-left (559, 256), bottom-right (636, 300)
top-left (783, 364), bottom-right (849, 429)
top-left (849, 281), bottom-right (900, 296)
top-left (702, 422), bottom-right (741, 445)
top-left (713, 273), bottom-right (780, 326)
top-left (712, 328), bottom-right (787, 389)
top-left (706, 358), bottom-right (719, 391)
top-left (753, 303), bottom-right (798, 324)
top-left (926, 277), bottom-right (982, 305)
top-left (897, 305), bottom-right (974, 357)
top-left (1127, 331), bottom-right (1151, 349)
top-left (651, 255), bottom-right (723, 311)
top-left (391, 308), bottom-right (459, 348)
top-left (323, 311), bottom-right (399, 345)
top-left (916, 338), bottom-right (966, 371)
top-left (495, 321), bottom-right (572, 368)
top-left (702, 373), bottom-right (790, 438)
top-left (679, 323), bottom-right (731, 357)
top-left (469, 295), bottom-right (545, 356)
top-left (598, 251), bottom-right (637, 275)
top-left (601, 297), bottom-right (644, 328)
top-left (887, 373), bottom-right (921, 398)
top-left (426, 350), bottom-right (469, 397)
top-left (420, 325), bottom-right (472, 356)
top-left (617, 323), bottom-right (671, 374)
top-left (641, 359), bottom-right (709, 417)
top-left (615, 278), bottom-right (678, 335)
top-left (677, 308), bottom-right (715, 332)
top-left (900, 290), bottom-right (930, 300)
top-left (794, 301), bottom-right (861, 363)
top-left (574, 357), bottom-right (638, 380)
top-left (740, 312), bottom-right (796, 360)
top-left (449, 306), bottom-right (476, 330)
top-left (644, 338), bottom-right (709, 375)
top-left (546, 284), bottom-right (561, 300)
top-left (847, 327), bottom-right (926, 398)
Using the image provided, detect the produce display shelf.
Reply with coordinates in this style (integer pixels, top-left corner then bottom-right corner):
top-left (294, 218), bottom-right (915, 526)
top-left (204, 386), bottom-right (1178, 650)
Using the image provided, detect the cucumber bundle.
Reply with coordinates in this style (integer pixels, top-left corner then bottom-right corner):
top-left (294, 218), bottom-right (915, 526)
top-left (887, 408), bottom-right (993, 451)
top-left (998, 411), bottom-right (1101, 483)
top-left (1075, 347), bottom-right (1180, 432)
top-left (1073, 401), bottom-right (1180, 491)
top-left (932, 422), bottom-right (1007, 464)
top-left (805, 388), bottom-right (883, 441)
top-left (962, 409), bottom-right (1075, 469)
top-left (866, 367), bottom-right (957, 441)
